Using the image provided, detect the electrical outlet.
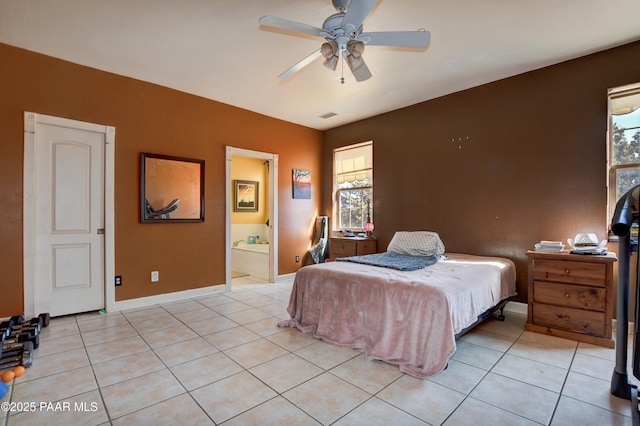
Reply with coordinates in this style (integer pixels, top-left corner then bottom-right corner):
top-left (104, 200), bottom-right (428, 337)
top-left (115, 275), bottom-right (122, 286)
top-left (151, 271), bottom-right (159, 282)
top-left (295, 255), bottom-right (300, 262)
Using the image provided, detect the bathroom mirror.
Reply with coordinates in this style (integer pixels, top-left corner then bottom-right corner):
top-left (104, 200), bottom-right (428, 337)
top-left (140, 152), bottom-right (205, 223)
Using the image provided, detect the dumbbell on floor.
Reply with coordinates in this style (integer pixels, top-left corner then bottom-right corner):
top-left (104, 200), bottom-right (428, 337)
top-left (0, 313), bottom-right (49, 345)
top-left (1, 327), bottom-right (39, 349)
top-left (0, 341), bottom-right (34, 369)
top-left (8, 319), bottom-right (42, 338)
top-left (38, 313), bottom-right (50, 328)
top-left (0, 317), bottom-right (21, 339)
top-left (4, 337), bottom-right (38, 351)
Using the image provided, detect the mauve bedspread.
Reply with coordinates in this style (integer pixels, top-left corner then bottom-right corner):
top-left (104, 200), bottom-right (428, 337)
top-left (279, 253), bottom-right (517, 378)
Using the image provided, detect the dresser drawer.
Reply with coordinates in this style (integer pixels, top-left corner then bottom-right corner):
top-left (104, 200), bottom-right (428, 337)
top-left (533, 281), bottom-right (606, 312)
top-left (532, 259), bottom-right (606, 287)
top-left (329, 237), bottom-right (377, 260)
top-left (532, 303), bottom-right (606, 336)
top-left (357, 240), bottom-right (377, 255)
top-left (330, 239), bottom-right (357, 257)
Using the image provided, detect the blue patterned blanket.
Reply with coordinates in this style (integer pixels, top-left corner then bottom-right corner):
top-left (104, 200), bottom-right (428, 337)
top-left (336, 252), bottom-right (438, 271)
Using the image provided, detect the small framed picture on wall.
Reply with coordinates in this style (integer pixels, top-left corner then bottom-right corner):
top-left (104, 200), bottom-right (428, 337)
top-left (234, 180), bottom-right (259, 212)
top-left (293, 169), bottom-right (311, 199)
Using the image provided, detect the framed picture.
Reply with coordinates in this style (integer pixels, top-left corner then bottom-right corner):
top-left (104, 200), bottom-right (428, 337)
top-left (293, 169), bottom-right (311, 199)
top-left (234, 180), bottom-right (259, 212)
top-left (140, 152), bottom-right (205, 223)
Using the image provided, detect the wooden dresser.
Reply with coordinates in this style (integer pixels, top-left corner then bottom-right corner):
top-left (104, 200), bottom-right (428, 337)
top-left (525, 250), bottom-right (617, 348)
top-left (329, 237), bottom-right (377, 260)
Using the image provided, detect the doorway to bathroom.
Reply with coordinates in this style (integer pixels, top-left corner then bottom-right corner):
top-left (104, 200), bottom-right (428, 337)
top-left (225, 147), bottom-right (278, 288)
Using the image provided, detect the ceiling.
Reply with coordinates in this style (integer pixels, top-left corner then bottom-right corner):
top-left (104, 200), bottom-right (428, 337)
top-left (2, 0), bottom-right (640, 131)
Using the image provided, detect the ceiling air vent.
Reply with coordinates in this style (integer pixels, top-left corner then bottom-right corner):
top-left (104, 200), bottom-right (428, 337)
top-left (319, 112), bottom-right (337, 119)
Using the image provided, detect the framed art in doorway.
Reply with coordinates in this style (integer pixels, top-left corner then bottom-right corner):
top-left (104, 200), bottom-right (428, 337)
top-left (234, 180), bottom-right (259, 212)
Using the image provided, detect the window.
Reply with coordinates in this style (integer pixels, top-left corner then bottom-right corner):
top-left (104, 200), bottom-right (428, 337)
top-left (334, 142), bottom-right (373, 230)
top-left (608, 84), bottom-right (640, 226)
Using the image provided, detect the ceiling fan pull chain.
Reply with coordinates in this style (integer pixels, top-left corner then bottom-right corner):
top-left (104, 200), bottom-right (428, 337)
top-left (340, 54), bottom-right (345, 84)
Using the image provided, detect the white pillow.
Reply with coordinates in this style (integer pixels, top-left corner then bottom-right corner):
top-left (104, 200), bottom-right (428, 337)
top-left (387, 231), bottom-right (445, 256)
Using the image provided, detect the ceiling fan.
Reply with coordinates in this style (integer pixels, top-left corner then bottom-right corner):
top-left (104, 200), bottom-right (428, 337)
top-left (259, 0), bottom-right (431, 83)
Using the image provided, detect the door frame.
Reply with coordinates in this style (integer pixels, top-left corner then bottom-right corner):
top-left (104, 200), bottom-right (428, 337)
top-left (225, 146), bottom-right (278, 287)
top-left (23, 112), bottom-right (116, 317)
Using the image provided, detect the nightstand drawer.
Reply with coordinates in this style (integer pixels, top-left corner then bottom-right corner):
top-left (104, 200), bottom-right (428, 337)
top-left (532, 303), bottom-right (606, 336)
top-left (532, 259), bottom-right (606, 287)
top-left (533, 281), bottom-right (606, 311)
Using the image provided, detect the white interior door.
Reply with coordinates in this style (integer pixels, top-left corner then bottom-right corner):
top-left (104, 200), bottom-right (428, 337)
top-left (33, 123), bottom-right (105, 316)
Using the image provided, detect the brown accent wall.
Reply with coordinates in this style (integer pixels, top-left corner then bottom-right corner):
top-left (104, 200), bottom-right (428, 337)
top-left (0, 43), bottom-right (322, 317)
top-left (323, 41), bottom-right (640, 303)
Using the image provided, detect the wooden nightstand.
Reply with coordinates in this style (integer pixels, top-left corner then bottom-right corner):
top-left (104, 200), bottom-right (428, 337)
top-left (329, 237), bottom-right (377, 260)
top-left (525, 250), bottom-right (617, 348)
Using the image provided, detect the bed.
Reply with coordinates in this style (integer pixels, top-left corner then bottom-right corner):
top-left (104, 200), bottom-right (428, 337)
top-left (279, 232), bottom-right (517, 378)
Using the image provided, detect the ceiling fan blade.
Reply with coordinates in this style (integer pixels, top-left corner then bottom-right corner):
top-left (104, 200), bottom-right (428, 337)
top-left (278, 49), bottom-right (324, 79)
top-left (259, 15), bottom-right (324, 38)
top-left (343, 0), bottom-right (378, 34)
top-left (359, 31), bottom-right (431, 48)
top-left (352, 62), bottom-right (372, 82)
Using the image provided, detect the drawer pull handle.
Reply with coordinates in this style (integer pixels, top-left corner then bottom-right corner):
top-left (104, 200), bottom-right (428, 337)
top-left (564, 293), bottom-right (570, 298)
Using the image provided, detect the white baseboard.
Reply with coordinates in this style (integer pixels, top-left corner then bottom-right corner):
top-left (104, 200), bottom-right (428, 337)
top-left (3, 275), bottom-right (296, 319)
top-left (110, 283), bottom-right (228, 312)
top-left (109, 274), bottom-right (296, 313)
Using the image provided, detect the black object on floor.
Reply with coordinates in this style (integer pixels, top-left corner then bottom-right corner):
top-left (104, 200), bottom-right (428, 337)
top-left (610, 184), bottom-right (639, 426)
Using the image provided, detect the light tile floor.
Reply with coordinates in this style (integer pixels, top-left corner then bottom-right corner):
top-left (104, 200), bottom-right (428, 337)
top-left (0, 276), bottom-right (635, 425)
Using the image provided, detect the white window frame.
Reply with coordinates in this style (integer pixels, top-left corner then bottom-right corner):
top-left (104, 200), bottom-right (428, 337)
top-left (607, 83), bottom-right (640, 231)
top-left (333, 141), bottom-right (373, 232)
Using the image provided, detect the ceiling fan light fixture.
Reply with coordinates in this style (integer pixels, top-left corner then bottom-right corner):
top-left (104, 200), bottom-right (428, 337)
top-left (347, 40), bottom-right (365, 58)
top-left (321, 41), bottom-right (338, 58)
top-left (345, 40), bottom-right (365, 71)
top-left (321, 41), bottom-right (339, 70)
top-left (324, 55), bottom-right (339, 70)
top-left (345, 54), bottom-right (364, 72)
top-left (320, 40), bottom-right (338, 59)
